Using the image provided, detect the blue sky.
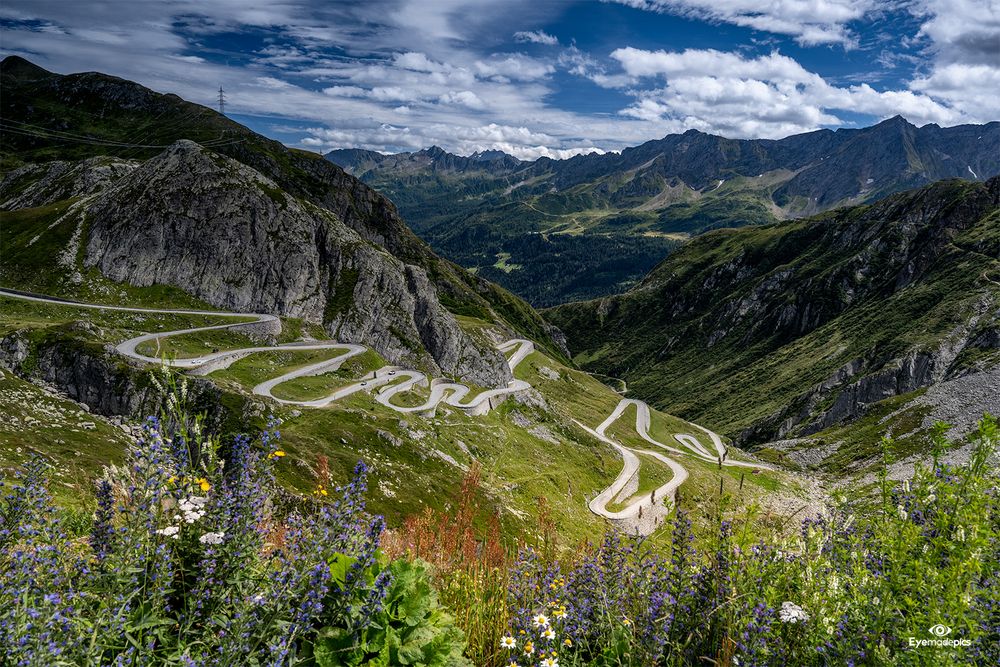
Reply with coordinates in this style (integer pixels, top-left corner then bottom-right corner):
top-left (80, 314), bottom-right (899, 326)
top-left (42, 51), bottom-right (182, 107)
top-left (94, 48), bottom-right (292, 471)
top-left (1, 1), bottom-right (997, 158)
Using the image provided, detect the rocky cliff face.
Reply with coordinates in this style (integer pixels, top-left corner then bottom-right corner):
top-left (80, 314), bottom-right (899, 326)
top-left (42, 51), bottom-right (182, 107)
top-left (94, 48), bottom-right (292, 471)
top-left (0, 157), bottom-right (138, 209)
top-left (0, 327), bottom-right (233, 429)
top-left (67, 140), bottom-right (509, 385)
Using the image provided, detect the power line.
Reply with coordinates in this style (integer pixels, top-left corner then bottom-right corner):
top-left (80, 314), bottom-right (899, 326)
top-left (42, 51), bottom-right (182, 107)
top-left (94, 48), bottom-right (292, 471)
top-left (0, 120), bottom-right (245, 150)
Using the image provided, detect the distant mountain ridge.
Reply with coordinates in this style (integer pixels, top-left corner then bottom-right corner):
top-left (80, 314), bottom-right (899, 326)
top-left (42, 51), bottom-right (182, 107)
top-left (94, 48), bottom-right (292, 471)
top-left (328, 145), bottom-right (524, 176)
top-left (331, 117), bottom-right (999, 210)
top-left (327, 117), bottom-right (1000, 306)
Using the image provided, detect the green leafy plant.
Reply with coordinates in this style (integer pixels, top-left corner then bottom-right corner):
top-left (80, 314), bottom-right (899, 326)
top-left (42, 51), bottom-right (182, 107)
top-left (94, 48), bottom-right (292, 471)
top-left (311, 558), bottom-right (470, 667)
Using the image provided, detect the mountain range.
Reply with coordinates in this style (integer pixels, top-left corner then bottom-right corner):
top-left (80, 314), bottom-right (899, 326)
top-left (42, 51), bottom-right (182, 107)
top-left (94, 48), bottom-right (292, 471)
top-left (329, 117), bottom-right (1000, 306)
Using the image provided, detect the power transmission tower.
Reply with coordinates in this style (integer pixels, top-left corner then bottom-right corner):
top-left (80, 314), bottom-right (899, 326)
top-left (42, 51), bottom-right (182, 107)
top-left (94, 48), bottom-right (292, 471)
top-left (217, 85), bottom-right (226, 115)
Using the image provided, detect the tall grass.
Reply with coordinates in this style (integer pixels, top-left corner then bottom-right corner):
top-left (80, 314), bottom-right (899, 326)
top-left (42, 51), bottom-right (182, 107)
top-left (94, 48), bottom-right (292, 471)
top-left (382, 464), bottom-right (511, 667)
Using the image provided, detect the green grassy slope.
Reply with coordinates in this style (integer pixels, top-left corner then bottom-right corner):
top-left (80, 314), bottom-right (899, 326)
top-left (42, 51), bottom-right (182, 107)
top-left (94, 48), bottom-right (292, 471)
top-left (547, 178), bottom-right (1000, 449)
top-left (0, 295), bottom-right (807, 545)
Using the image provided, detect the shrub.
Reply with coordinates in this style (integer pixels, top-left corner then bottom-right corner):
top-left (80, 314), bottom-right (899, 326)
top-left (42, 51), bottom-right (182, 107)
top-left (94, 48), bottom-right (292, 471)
top-left (310, 558), bottom-right (469, 666)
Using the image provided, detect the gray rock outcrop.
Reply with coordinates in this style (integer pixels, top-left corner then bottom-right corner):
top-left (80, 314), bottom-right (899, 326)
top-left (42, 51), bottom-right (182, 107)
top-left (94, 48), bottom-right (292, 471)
top-left (74, 140), bottom-right (510, 386)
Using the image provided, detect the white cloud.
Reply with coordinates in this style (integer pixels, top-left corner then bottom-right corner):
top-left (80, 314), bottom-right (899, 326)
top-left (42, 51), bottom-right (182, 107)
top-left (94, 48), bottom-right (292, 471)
top-left (900, 1), bottom-right (1000, 121)
top-left (513, 30), bottom-right (559, 45)
top-left (0, 0), bottom-right (994, 161)
top-left (606, 0), bottom-right (874, 46)
top-left (910, 64), bottom-right (1000, 120)
top-left (913, 0), bottom-right (1000, 66)
top-left (438, 90), bottom-right (486, 109)
top-left (474, 54), bottom-right (554, 81)
top-left (609, 47), bottom-right (964, 136)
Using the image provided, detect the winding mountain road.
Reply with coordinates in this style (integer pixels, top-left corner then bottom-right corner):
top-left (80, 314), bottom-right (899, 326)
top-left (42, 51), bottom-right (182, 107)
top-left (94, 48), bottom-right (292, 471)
top-left (3, 287), bottom-right (771, 534)
top-left (581, 398), bottom-right (772, 534)
top-left (0, 288), bottom-right (532, 415)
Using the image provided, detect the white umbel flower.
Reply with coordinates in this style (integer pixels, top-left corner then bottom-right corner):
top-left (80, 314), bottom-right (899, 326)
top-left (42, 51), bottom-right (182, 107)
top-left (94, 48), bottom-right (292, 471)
top-left (155, 525), bottom-right (180, 539)
top-left (199, 531), bottom-right (225, 545)
top-left (778, 602), bottom-right (809, 623)
top-left (179, 496), bottom-right (208, 523)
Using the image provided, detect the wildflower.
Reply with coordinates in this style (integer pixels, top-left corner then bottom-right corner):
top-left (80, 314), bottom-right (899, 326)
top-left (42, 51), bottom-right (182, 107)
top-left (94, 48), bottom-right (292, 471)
top-left (155, 525), bottom-right (180, 539)
top-left (956, 526), bottom-right (966, 542)
top-left (501, 636), bottom-right (517, 649)
top-left (540, 658), bottom-right (559, 667)
top-left (178, 496), bottom-right (208, 523)
top-left (925, 494), bottom-right (936, 503)
top-left (622, 615), bottom-right (632, 627)
top-left (523, 640), bottom-right (535, 655)
top-left (563, 638), bottom-right (572, 647)
top-left (196, 477), bottom-right (211, 492)
top-left (269, 450), bottom-right (286, 459)
top-left (778, 602), bottom-right (809, 623)
top-left (532, 614), bottom-right (549, 628)
top-left (552, 605), bottom-right (566, 619)
top-left (897, 504), bottom-right (907, 521)
top-left (199, 531), bottom-right (225, 545)
top-left (541, 627), bottom-right (555, 641)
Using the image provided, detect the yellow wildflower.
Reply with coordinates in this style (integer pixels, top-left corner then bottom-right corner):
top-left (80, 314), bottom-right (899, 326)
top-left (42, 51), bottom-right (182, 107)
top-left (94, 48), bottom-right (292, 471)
top-left (196, 478), bottom-right (211, 492)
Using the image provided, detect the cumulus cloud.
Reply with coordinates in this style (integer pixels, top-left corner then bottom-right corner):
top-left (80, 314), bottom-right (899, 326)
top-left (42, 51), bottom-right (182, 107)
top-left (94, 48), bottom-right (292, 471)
top-left (514, 30), bottom-right (559, 45)
top-left (608, 47), bottom-right (965, 136)
top-left (0, 0), bottom-right (995, 160)
top-left (606, 0), bottom-right (875, 46)
top-left (474, 54), bottom-right (555, 81)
